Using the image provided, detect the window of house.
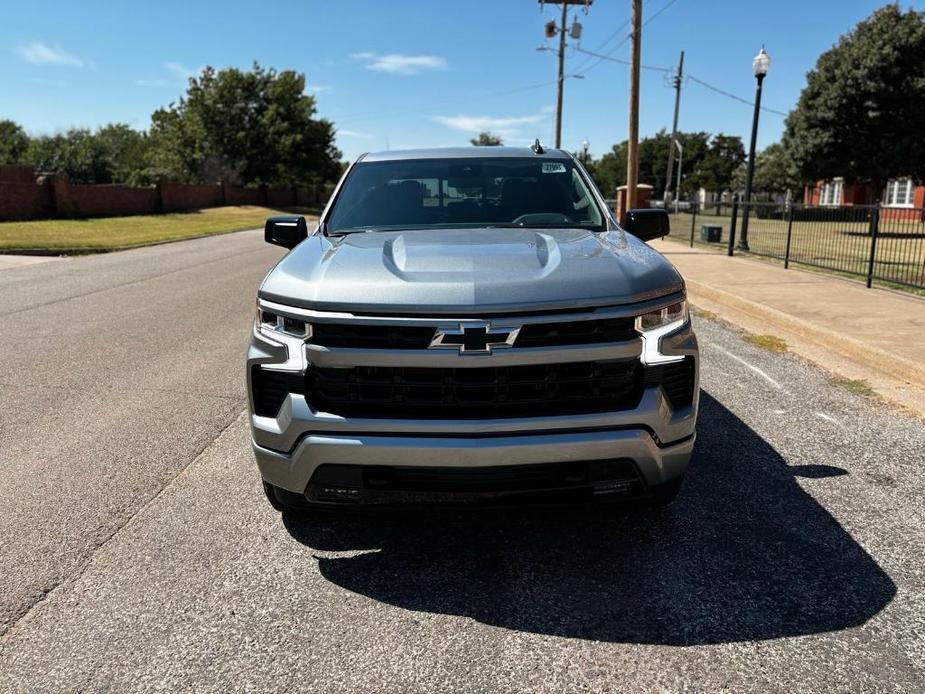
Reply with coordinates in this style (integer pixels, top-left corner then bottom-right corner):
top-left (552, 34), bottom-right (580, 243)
top-left (819, 179), bottom-right (843, 206)
top-left (885, 178), bottom-right (914, 207)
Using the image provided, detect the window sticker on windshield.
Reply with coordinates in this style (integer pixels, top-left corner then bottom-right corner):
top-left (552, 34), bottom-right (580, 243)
top-left (541, 162), bottom-right (566, 174)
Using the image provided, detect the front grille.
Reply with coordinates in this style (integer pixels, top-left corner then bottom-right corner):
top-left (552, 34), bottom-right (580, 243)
top-left (310, 459), bottom-right (641, 494)
top-left (310, 323), bottom-right (436, 349)
top-left (644, 357), bottom-right (695, 410)
top-left (309, 317), bottom-right (637, 350)
top-left (306, 360), bottom-right (643, 419)
top-left (251, 367), bottom-right (303, 417)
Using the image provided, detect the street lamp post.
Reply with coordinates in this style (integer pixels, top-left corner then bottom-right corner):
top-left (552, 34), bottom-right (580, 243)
top-left (738, 47), bottom-right (770, 252)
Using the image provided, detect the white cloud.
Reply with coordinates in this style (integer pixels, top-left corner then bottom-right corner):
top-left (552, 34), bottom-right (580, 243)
top-left (135, 78), bottom-right (168, 87)
top-left (433, 112), bottom-right (546, 137)
top-left (164, 61), bottom-right (196, 79)
top-left (338, 129), bottom-right (374, 139)
top-left (352, 52), bottom-right (447, 75)
top-left (17, 41), bottom-right (83, 67)
top-left (307, 84), bottom-right (331, 94)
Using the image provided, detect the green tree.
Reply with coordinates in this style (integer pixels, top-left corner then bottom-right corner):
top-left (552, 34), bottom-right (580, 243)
top-left (23, 129), bottom-right (110, 183)
top-left (732, 142), bottom-right (802, 196)
top-left (592, 141), bottom-right (627, 197)
top-left (95, 124), bottom-right (151, 185)
top-left (784, 4), bottom-right (925, 197)
top-left (147, 63), bottom-right (341, 185)
top-left (0, 120), bottom-right (30, 165)
top-left (470, 132), bottom-right (503, 146)
top-left (690, 134), bottom-right (745, 193)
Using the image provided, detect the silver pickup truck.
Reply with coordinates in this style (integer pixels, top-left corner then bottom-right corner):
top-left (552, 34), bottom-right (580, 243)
top-left (247, 146), bottom-right (699, 512)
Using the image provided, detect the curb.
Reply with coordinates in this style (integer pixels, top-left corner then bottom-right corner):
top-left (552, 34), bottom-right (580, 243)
top-left (685, 278), bottom-right (925, 387)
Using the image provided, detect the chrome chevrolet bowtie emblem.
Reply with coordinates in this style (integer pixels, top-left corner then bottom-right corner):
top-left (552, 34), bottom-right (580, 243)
top-left (429, 321), bottom-right (521, 354)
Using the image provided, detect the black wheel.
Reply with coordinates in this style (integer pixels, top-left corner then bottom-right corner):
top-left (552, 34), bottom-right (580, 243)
top-left (643, 475), bottom-right (685, 509)
top-left (262, 480), bottom-right (311, 514)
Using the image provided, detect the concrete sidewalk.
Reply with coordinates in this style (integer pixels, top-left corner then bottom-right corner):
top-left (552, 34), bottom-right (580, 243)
top-left (656, 238), bottom-right (925, 415)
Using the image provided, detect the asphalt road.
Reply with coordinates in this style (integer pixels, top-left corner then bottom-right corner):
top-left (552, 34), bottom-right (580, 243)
top-left (1, 231), bottom-right (923, 692)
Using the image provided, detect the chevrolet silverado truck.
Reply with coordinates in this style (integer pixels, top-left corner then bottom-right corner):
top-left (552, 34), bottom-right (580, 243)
top-left (247, 145), bottom-right (699, 512)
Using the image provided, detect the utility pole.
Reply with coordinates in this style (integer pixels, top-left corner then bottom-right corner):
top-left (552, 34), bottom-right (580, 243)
top-left (625, 0), bottom-right (642, 211)
top-left (539, 1), bottom-right (593, 149)
top-left (664, 50), bottom-right (684, 203)
top-left (555, 1), bottom-right (567, 148)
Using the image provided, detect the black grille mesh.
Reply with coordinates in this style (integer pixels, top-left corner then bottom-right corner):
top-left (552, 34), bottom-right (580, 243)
top-left (309, 317), bottom-right (637, 350)
top-left (644, 357), bottom-right (696, 410)
top-left (306, 360), bottom-right (643, 419)
top-left (251, 367), bottom-right (303, 417)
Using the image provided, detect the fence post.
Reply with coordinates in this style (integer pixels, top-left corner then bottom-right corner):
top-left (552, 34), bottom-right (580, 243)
top-left (784, 200), bottom-right (794, 269)
top-left (865, 202), bottom-right (881, 288)
top-left (689, 202), bottom-right (697, 247)
top-left (727, 194), bottom-right (739, 256)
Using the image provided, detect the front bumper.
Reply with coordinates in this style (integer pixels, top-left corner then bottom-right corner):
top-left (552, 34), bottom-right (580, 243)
top-left (247, 304), bottom-right (699, 503)
top-left (253, 427), bottom-right (695, 503)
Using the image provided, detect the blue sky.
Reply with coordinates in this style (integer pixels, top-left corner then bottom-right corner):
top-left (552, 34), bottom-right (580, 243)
top-left (2, 0), bottom-right (919, 161)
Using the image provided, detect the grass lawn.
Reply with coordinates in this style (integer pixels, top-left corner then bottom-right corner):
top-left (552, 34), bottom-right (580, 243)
top-left (668, 211), bottom-right (925, 291)
top-left (0, 205), bottom-right (320, 253)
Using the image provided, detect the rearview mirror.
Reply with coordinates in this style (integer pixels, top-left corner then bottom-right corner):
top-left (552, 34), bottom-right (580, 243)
top-left (264, 215), bottom-right (308, 249)
top-left (623, 208), bottom-right (670, 242)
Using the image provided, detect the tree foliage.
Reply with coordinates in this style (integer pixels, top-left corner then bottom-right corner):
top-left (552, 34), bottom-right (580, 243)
top-left (470, 131), bottom-right (503, 146)
top-left (147, 63), bottom-right (341, 185)
top-left (23, 129), bottom-right (111, 183)
top-left (784, 4), bottom-right (925, 194)
top-left (691, 134), bottom-right (746, 193)
top-left (0, 120), bottom-right (30, 165)
top-left (16, 124), bottom-right (151, 184)
top-left (95, 124), bottom-right (152, 185)
top-left (732, 142), bottom-right (802, 196)
top-left (589, 130), bottom-right (743, 197)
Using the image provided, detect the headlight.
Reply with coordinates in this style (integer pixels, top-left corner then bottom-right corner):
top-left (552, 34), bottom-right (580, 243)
top-left (255, 302), bottom-right (312, 339)
top-left (635, 300), bottom-right (688, 365)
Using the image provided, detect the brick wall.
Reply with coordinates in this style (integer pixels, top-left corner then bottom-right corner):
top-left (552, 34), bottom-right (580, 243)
top-left (267, 187), bottom-right (296, 207)
top-left (0, 168), bottom-right (328, 221)
top-left (0, 165), bottom-right (37, 184)
top-left (0, 182), bottom-right (53, 220)
top-left (160, 183), bottom-right (223, 212)
top-left (65, 184), bottom-right (159, 217)
top-left (224, 184), bottom-right (263, 206)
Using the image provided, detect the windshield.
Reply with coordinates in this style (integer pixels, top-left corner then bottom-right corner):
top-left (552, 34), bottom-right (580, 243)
top-left (326, 157), bottom-right (604, 233)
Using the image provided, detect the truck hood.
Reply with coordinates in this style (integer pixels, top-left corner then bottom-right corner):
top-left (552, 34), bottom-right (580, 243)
top-left (259, 227), bottom-right (684, 314)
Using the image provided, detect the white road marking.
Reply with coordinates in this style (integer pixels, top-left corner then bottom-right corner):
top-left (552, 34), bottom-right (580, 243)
top-left (709, 344), bottom-right (785, 391)
top-left (774, 409), bottom-right (787, 414)
top-left (815, 412), bottom-right (839, 424)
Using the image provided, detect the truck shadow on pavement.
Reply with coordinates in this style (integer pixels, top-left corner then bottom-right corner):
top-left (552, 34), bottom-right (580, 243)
top-left (283, 392), bottom-right (896, 645)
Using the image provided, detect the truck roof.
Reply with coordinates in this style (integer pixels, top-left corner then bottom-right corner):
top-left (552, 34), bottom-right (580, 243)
top-left (360, 146), bottom-right (571, 162)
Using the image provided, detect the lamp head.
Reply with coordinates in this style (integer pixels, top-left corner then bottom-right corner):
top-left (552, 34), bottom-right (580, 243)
top-left (753, 47), bottom-right (770, 77)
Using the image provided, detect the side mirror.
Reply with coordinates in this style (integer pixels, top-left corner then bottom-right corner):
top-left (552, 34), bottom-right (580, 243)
top-left (623, 208), bottom-right (670, 242)
top-left (264, 215), bottom-right (308, 249)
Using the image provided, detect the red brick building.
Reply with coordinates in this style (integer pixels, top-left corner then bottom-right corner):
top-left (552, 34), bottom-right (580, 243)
top-left (804, 177), bottom-right (924, 219)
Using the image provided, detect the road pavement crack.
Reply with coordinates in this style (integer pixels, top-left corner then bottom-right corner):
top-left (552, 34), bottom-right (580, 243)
top-left (0, 408), bottom-right (249, 643)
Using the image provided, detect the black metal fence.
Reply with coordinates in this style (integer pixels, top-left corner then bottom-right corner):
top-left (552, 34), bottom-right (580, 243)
top-left (671, 199), bottom-right (925, 292)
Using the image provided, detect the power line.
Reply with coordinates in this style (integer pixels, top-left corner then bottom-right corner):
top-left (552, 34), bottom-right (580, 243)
top-left (578, 0), bottom-right (681, 76)
top-left (569, 18), bottom-right (632, 74)
top-left (571, 46), bottom-right (671, 73)
top-left (686, 75), bottom-right (788, 117)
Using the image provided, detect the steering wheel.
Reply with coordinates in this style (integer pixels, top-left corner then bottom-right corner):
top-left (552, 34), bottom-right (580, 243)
top-left (510, 212), bottom-right (572, 225)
